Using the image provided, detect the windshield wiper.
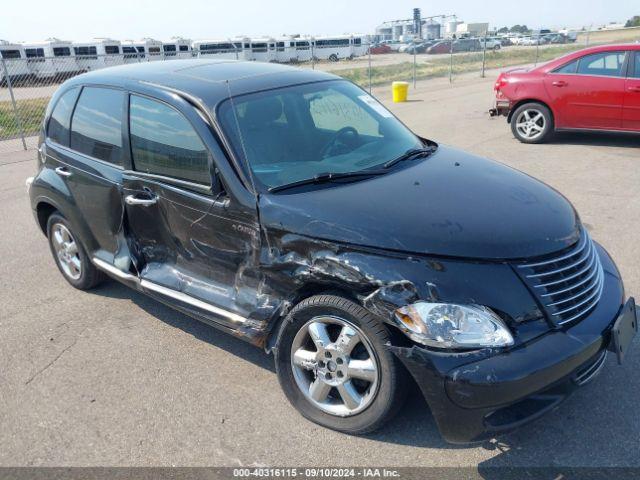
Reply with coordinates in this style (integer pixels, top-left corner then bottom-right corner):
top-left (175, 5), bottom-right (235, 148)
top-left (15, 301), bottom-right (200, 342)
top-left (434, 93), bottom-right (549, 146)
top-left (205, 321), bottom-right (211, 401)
top-left (268, 169), bottom-right (388, 193)
top-left (383, 146), bottom-right (437, 169)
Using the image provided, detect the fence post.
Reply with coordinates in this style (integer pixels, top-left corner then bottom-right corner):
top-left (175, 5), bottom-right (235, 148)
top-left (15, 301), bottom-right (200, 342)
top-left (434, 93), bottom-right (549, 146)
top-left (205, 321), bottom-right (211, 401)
top-left (449, 39), bottom-right (453, 83)
top-left (535, 34), bottom-right (540, 66)
top-left (368, 43), bottom-right (372, 94)
top-left (311, 43), bottom-right (315, 70)
top-left (1, 58), bottom-right (27, 151)
top-left (481, 31), bottom-right (487, 78)
top-left (413, 45), bottom-right (417, 88)
top-left (585, 24), bottom-right (592, 46)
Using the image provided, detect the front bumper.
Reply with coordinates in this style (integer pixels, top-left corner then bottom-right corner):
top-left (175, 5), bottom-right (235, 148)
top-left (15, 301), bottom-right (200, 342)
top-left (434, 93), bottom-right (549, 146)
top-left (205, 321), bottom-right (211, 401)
top-left (391, 245), bottom-right (630, 444)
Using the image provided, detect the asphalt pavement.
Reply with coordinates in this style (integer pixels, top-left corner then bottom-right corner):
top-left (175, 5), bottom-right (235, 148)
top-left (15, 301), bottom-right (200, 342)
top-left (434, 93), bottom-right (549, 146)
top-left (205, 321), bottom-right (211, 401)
top-left (1, 72), bottom-right (639, 469)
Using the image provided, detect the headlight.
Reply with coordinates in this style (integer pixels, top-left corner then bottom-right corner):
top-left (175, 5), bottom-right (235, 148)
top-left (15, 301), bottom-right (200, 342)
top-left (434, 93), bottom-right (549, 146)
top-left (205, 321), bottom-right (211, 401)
top-left (394, 302), bottom-right (514, 349)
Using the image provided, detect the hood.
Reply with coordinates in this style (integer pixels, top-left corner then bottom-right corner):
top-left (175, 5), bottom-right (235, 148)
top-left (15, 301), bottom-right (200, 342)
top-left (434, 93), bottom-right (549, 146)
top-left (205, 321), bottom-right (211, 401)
top-left (259, 145), bottom-right (580, 260)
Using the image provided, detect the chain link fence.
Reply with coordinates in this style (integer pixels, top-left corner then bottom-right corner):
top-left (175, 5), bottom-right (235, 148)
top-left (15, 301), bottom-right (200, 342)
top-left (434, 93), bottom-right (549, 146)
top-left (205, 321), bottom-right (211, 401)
top-left (2, 26), bottom-right (639, 153)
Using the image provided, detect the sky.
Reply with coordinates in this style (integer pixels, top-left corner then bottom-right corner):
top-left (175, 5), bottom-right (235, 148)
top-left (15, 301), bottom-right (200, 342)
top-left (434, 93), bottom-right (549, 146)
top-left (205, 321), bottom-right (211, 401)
top-left (1, 0), bottom-right (637, 43)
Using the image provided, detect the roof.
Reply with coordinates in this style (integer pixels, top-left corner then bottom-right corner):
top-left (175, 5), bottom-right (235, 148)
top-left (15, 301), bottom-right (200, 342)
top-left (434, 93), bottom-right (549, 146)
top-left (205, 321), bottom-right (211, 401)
top-left (535, 43), bottom-right (640, 72)
top-left (64, 59), bottom-right (340, 108)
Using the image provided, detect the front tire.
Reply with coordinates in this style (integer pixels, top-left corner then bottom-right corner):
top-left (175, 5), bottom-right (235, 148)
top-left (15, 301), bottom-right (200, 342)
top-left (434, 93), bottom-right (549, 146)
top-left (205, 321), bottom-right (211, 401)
top-left (47, 212), bottom-right (104, 290)
top-left (510, 102), bottom-right (554, 143)
top-left (275, 295), bottom-right (407, 434)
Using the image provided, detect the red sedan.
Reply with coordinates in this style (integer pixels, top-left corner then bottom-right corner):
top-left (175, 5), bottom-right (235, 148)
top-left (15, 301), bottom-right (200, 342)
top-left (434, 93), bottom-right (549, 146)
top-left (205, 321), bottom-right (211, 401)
top-left (490, 44), bottom-right (640, 143)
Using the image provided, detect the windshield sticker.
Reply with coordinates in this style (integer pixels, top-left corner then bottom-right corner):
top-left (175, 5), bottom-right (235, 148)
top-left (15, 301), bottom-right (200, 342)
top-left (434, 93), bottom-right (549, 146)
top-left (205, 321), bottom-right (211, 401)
top-left (358, 95), bottom-right (393, 118)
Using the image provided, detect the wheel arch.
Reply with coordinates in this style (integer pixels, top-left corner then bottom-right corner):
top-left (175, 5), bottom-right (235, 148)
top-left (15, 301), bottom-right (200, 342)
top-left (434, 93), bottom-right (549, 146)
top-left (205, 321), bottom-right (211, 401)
top-left (264, 282), bottom-right (361, 354)
top-left (35, 200), bottom-right (58, 235)
top-left (263, 281), bottom-right (413, 355)
top-left (507, 98), bottom-right (555, 125)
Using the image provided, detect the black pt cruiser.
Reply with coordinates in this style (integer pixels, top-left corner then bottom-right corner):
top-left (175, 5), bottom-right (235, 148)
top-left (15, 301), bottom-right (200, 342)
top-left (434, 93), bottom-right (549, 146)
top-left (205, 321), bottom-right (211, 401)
top-left (27, 60), bottom-right (636, 443)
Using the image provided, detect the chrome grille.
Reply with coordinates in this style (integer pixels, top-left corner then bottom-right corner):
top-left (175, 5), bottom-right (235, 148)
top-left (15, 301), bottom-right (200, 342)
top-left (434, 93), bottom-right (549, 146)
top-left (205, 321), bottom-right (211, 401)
top-left (515, 230), bottom-right (604, 326)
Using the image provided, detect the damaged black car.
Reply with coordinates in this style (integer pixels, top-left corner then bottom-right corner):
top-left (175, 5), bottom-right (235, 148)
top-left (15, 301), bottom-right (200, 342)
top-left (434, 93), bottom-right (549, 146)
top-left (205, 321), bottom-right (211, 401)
top-left (27, 60), bottom-right (637, 444)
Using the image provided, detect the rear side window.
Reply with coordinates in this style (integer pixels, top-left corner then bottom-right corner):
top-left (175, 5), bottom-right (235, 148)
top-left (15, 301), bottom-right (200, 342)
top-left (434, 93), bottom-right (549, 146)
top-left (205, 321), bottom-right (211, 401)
top-left (632, 52), bottom-right (640, 79)
top-left (576, 52), bottom-right (625, 77)
top-left (70, 87), bottom-right (124, 165)
top-left (129, 95), bottom-right (210, 185)
top-left (47, 88), bottom-right (80, 146)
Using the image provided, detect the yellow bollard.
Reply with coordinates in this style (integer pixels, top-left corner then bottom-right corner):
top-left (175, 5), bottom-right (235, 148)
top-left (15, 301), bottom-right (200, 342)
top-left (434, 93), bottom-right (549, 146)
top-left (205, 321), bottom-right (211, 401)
top-left (392, 81), bottom-right (409, 103)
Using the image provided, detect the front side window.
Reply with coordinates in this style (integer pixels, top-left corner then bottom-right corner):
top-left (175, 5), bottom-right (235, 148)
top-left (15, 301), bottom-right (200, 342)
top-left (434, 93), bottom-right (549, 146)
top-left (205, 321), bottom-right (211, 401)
top-left (576, 52), bottom-right (626, 77)
top-left (48, 87), bottom-right (80, 146)
top-left (70, 87), bottom-right (124, 165)
top-left (129, 95), bottom-right (210, 185)
top-left (218, 80), bottom-right (423, 190)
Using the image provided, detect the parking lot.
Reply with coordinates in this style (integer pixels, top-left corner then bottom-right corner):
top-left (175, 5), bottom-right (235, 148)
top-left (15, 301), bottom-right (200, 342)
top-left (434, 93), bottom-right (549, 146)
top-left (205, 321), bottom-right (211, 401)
top-left (1, 70), bottom-right (639, 470)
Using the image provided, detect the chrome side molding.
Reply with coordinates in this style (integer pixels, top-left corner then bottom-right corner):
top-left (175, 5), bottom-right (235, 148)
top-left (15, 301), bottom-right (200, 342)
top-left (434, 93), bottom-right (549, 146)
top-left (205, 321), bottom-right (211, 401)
top-left (92, 256), bottom-right (247, 324)
top-left (139, 279), bottom-right (248, 324)
top-left (92, 257), bottom-right (140, 283)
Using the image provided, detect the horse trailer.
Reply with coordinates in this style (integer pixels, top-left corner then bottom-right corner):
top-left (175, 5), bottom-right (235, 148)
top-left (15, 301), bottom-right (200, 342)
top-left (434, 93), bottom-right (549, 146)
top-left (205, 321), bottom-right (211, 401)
top-left (22, 38), bottom-right (80, 80)
top-left (193, 39), bottom-right (242, 60)
top-left (162, 37), bottom-right (192, 59)
top-left (249, 37), bottom-right (276, 62)
top-left (73, 38), bottom-right (123, 72)
top-left (0, 40), bottom-right (32, 85)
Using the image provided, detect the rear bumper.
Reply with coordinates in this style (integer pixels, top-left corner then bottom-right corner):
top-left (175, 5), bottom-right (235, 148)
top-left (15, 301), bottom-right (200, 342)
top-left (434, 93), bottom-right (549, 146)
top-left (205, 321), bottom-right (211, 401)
top-left (489, 99), bottom-right (512, 117)
top-left (391, 246), bottom-right (629, 444)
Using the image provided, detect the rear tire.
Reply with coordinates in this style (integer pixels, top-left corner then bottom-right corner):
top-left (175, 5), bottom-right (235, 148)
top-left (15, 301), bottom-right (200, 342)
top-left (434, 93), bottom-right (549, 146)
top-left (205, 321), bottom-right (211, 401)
top-left (510, 102), bottom-right (554, 144)
top-left (47, 212), bottom-right (104, 290)
top-left (329, 54), bottom-right (338, 62)
top-left (275, 295), bottom-right (408, 434)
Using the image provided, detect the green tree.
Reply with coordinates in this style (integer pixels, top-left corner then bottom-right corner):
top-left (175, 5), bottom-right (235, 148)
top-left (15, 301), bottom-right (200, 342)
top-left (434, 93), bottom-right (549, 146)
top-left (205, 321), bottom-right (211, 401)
top-left (626, 16), bottom-right (640, 27)
top-left (510, 25), bottom-right (530, 34)
top-left (498, 26), bottom-right (509, 33)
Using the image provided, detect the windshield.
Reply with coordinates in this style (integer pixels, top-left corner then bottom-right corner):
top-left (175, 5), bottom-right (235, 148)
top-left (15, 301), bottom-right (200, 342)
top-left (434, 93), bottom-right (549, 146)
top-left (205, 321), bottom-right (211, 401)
top-left (217, 80), bottom-right (424, 190)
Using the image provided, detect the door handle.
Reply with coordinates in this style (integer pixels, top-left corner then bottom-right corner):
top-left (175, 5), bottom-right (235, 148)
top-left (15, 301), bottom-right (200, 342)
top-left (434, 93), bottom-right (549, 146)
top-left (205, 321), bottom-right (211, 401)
top-left (552, 80), bottom-right (568, 87)
top-left (55, 166), bottom-right (72, 177)
top-left (125, 194), bottom-right (157, 207)
top-left (628, 86), bottom-right (640, 93)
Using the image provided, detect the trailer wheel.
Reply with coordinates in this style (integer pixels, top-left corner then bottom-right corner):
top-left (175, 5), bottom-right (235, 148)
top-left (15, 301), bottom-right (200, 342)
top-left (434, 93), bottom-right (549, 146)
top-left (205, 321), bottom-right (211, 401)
top-left (329, 54), bottom-right (339, 62)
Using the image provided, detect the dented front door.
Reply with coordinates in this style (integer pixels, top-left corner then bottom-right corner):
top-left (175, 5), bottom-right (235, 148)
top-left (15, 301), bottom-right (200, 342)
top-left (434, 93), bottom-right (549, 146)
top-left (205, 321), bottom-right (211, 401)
top-left (122, 174), bottom-right (260, 330)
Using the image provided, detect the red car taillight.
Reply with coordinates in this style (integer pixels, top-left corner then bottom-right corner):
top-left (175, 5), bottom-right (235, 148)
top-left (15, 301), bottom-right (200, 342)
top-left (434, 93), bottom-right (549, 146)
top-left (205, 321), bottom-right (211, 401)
top-left (494, 74), bottom-right (508, 92)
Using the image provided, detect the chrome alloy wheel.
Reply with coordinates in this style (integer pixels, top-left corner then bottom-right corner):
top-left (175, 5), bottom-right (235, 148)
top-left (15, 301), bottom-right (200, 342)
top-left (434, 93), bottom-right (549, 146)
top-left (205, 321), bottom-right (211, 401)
top-left (515, 109), bottom-right (546, 140)
top-left (51, 223), bottom-right (82, 280)
top-left (290, 316), bottom-right (380, 417)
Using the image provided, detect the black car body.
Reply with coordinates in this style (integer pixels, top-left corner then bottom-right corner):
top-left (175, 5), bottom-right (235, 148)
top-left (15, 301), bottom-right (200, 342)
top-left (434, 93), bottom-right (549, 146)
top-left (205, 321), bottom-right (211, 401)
top-left (27, 60), bottom-right (636, 443)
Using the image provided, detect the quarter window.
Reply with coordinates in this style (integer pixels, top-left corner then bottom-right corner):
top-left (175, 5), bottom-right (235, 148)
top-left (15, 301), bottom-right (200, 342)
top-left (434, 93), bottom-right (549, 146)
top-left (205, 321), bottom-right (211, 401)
top-left (554, 59), bottom-right (578, 74)
top-left (48, 87), bottom-right (80, 146)
top-left (576, 52), bottom-right (625, 77)
top-left (70, 87), bottom-right (124, 165)
top-left (129, 95), bottom-right (210, 185)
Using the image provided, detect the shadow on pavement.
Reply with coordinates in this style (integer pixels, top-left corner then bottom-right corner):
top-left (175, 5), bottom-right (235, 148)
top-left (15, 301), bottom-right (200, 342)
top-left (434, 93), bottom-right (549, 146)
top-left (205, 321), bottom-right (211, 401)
top-left (89, 280), bottom-right (275, 373)
top-left (550, 131), bottom-right (640, 148)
